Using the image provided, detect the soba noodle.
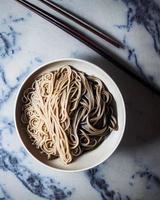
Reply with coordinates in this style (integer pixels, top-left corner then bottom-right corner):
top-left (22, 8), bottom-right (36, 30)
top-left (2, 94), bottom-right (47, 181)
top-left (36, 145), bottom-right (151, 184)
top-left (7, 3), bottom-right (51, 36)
top-left (21, 65), bottom-right (118, 164)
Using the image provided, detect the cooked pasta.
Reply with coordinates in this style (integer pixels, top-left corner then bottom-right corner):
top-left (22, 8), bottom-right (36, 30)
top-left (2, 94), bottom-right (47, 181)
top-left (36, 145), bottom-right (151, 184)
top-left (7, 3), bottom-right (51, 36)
top-left (21, 65), bottom-right (118, 164)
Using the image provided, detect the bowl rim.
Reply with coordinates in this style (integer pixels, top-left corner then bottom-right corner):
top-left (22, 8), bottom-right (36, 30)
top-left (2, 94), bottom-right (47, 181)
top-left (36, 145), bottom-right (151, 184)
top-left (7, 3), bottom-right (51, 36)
top-left (14, 58), bottom-right (126, 172)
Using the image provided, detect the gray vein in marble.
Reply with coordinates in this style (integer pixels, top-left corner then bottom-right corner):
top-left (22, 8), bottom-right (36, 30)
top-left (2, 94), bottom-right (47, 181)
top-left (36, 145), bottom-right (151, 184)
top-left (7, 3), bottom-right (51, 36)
top-left (0, 13), bottom-right (32, 59)
top-left (87, 167), bottom-right (130, 200)
top-left (117, 0), bottom-right (160, 55)
top-left (0, 118), bottom-right (14, 135)
top-left (1, 15), bottom-right (26, 25)
top-left (0, 57), bottom-right (42, 109)
top-left (130, 169), bottom-right (160, 190)
top-left (0, 65), bottom-right (28, 108)
top-left (0, 149), bottom-right (72, 200)
top-left (0, 25), bottom-right (21, 58)
top-left (122, 36), bottom-right (149, 82)
top-left (0, 184), bottom-right (12, 200)
top-left (0, 15), bottom-right (38, 108)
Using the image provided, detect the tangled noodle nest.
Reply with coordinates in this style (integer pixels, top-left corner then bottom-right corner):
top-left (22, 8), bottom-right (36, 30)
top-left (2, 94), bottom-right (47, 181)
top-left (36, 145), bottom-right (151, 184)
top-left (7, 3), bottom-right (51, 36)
top-left (21, 65), bottom-right (118, 164)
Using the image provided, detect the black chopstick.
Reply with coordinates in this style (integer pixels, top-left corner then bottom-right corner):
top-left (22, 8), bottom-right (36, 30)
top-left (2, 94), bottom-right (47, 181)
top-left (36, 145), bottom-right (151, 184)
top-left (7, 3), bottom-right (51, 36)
top-left (15, 0), bottom-right (159, 95)
top-left (38, 0), bottom-right (124, 49)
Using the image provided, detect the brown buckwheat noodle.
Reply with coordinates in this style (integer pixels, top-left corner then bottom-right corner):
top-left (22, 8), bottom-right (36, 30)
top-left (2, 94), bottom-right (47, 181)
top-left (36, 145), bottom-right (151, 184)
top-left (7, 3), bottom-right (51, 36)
top-left (21, 65), bottom-right (118, 164)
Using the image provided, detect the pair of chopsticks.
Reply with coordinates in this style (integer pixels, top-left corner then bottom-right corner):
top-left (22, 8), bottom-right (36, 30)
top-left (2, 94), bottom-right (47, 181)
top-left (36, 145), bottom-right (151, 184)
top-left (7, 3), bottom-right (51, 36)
top-left (15, 0), bottom-right (125, 65)
top-left (18, 0), bottom-right (124, 48)
top-left (15, 0), bottom-right (159, 95)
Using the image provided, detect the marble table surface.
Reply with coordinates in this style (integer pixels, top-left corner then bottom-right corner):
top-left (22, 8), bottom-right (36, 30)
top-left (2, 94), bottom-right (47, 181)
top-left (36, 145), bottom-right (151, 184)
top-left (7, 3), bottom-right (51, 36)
top-left (0, 0), bottom-right (160, 199)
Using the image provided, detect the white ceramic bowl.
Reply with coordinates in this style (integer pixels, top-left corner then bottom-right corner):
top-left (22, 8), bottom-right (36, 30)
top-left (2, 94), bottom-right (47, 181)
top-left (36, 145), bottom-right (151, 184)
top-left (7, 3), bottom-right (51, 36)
top-left (14, 58), bottom-right (126, 172)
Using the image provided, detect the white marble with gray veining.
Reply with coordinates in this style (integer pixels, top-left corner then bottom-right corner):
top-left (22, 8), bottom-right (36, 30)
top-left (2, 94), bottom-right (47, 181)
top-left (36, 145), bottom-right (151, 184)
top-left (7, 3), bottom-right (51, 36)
top-left (0, 0), bottom-right (160, 199)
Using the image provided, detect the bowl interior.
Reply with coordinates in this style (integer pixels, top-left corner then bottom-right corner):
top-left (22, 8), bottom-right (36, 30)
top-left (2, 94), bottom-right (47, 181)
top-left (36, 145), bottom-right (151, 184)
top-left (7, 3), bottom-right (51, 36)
top-left (15, 59), bottom-right (126, 172)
